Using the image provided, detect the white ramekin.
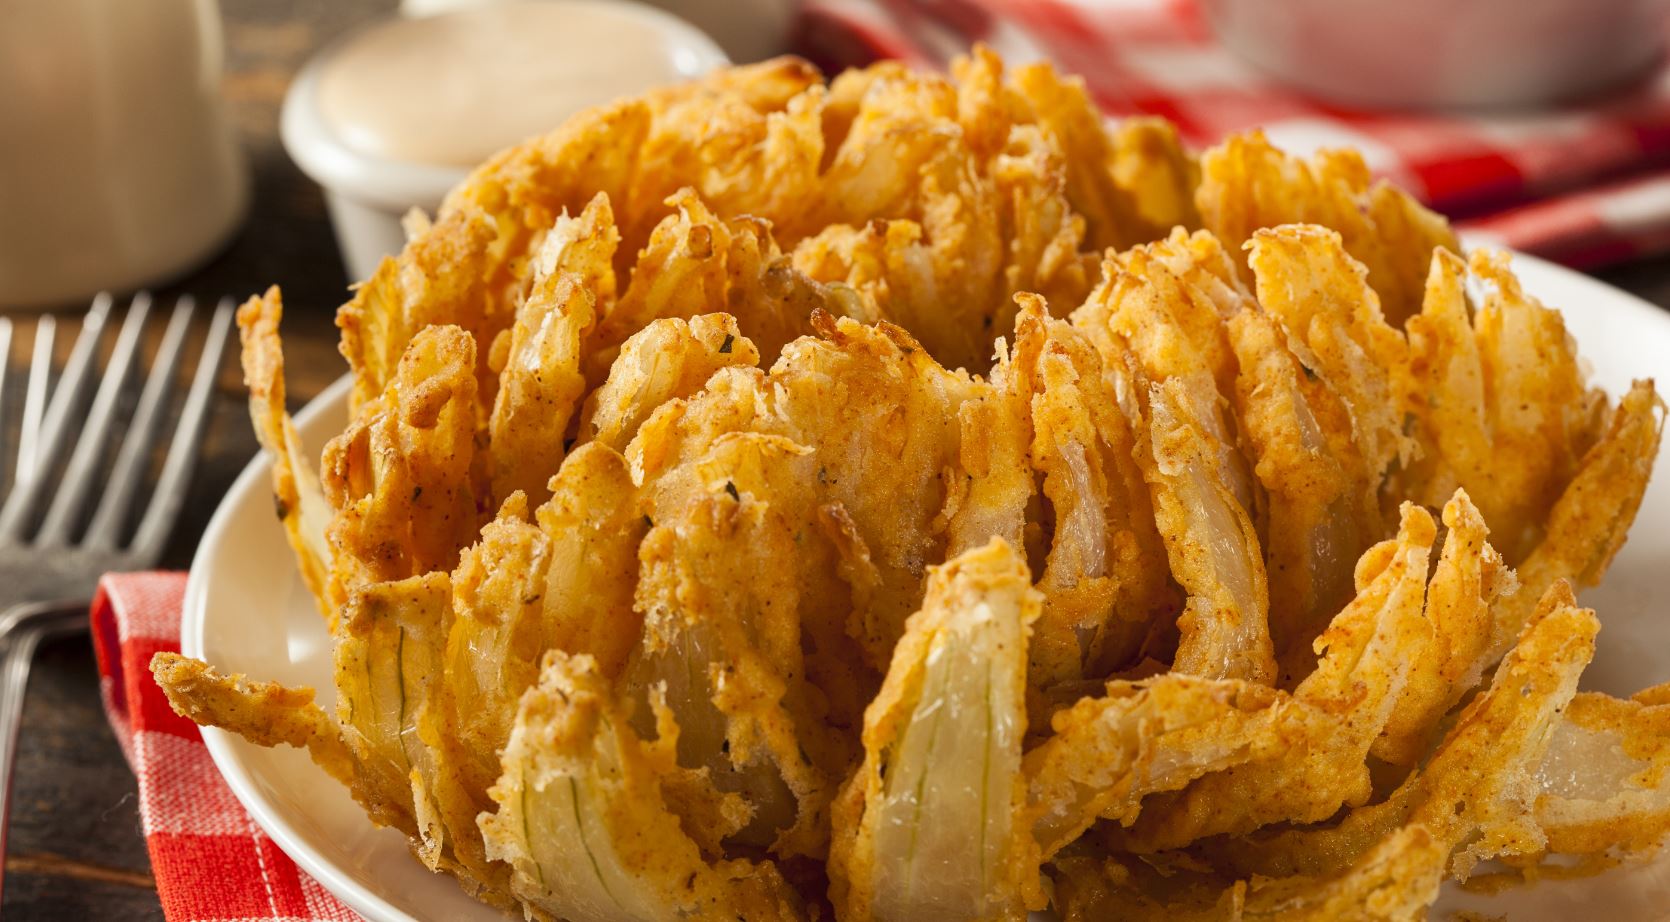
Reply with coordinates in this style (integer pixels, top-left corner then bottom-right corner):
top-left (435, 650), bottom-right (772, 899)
top-left (1201, 0), bottom-right (1670, 109)
top-left (400, 0), bottom-right (800, 63)
top-left (282, 0), bottom-right (729, 283)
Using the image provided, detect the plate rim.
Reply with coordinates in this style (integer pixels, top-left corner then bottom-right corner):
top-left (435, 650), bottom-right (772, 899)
top-left (177, 372), bottom-right (415, 922)
top-left (179, 251), bottom-right (1670, 922)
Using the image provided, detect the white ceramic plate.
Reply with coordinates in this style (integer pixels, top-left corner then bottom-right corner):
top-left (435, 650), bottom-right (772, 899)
top-left (183, 253), bottom-right (1670, 922)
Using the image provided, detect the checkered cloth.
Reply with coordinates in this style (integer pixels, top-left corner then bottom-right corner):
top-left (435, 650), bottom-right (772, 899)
top-left (92, 574), bottom-right (356, 921)
top-left (796, 0), bottom-right (1670, 268)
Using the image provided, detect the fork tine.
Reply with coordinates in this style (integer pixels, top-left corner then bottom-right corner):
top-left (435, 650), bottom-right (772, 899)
top-left (16, 315), bottom-right (56, 485)
top-left (0, 318), bottom-right (11, 495)
top-left (36, 295), bottom-right (153, 546)
top-left (83, 298), bottom-right (196, 552)
top-left (128, 298), bottom-right (233, 564)
top-left (0, 294), bottom-right (112, 540)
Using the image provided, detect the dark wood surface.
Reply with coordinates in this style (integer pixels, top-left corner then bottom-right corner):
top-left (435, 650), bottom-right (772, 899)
top-left (5, 2), bottom-right (1670, 919)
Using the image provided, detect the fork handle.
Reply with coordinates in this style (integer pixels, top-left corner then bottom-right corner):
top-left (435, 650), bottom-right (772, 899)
top-left (0, 601), bottom-right (91, 902)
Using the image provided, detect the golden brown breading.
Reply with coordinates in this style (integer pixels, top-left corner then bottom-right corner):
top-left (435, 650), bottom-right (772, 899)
top-left (1492, 379), bottom-right (1664, 656)
top-left (1077, 230), bottom-right (1260, 520)
top-left (1118, 504), bottom-right (1436, 849)
top-left (942, 335), bottom-right (1033, 558)
top-left (1022, 676), bottom-right (1281, 867)
top-left (1227, 304), bottom-right (1378, 669)
top-left (1011, 296), bottom-right (1175, 690)
top-left (1051, 826), bottom-right (1448, 922)
top-left (1009, 63), bottom-right (1199, 250)
top-left (322, 324), bottom-right (482, 596)
top-left (1247, 225), bottom-right (1412, 490)
top-left (1196, 131), bottom-right (1457, 326)
top-left (1203, 583), bottom-right (1598, 883)
top-left (441, 492), bottom-right (551, 835)
top-left (627, 438), bottom-right (851, 859)
top-left (1370, 490), bottom-right (1514, 766)
top-left (1535, 686), bottom-right (1670, 859)
top-left (150, 653), bottom-right (354, 786)
top-left (333, 576), bottom-right (450, 838)
top-left (1401, 249), bottom-right (1663, 664)
top-left (237, 288), bottom-right (333, 616)
top-left (532, 442), bottom-right (648, 680)
top-left (188, 48), bottom-right (1670, 922)
top-left (1141, 378), bottom-right (1274, 684)
top-left (596, 192), bottom-right (831, 377)
top-left (1469, 250), bottom-right (1610, 558)
top-left (478, 651), bottom-right (809, 921)
top-left (631, 314), bottom-right (985, 670)
top-left (1075, 585), bottom-right (1596, 922)
top-left (487, 193), bottom-right (618, 504)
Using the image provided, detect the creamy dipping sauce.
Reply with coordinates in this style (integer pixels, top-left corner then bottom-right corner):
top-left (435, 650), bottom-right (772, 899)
top-left (316, 0), bottom-right (722, 168)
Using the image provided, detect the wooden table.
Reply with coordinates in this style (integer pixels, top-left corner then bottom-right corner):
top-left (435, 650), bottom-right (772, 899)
top-left (6, 1), bottom-right (1670, 918)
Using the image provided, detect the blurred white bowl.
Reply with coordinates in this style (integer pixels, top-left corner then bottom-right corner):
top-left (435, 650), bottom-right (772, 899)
top-left (402, 0), bottom-right (800, 63)
top-left (1201, 0), bottom-right (1670, 109)
top-left (283, 0), bottom-right (729, 283)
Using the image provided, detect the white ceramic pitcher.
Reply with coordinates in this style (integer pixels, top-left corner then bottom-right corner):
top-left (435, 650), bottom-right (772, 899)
top-left (0, 0), bottom-right (248, 308)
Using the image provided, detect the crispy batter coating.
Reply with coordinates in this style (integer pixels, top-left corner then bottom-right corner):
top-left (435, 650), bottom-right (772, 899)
top-left (1536, 687), bottom-right (1670, 858)
top-left (1141, 378), bottom-right (1275, 684)
top-left (238, 288), bottom-right (334, 615)
top-left (1077, 232), bottom-right (1253, 502)
top-left (1013, 297), bottom-right (1176, 694)
top-left (943, 336), bottom-right (1032, 558)
top-left (1052, 825), bottom-right (1448, 922)
top-left (1022, 676), bottom-right (1281, 868)
top-left (628, 441), bottom-right (852, 859)
top-left (1400, 248), bottom-right (1493, 510)
top-left (322, 324), bottom-right (482, 597)
top-left (579, 315), bottom-right (759, 452)
top-left (1371, 490), bottom-right (1514, 766)
top-left (487, 193), bottom-right (618, 504)
top-left (1119, 504), bottom-right (1436, 849)
top-left (441, 493), bottom-right (551, 840)
top-left (1494, 379), bottom-right (1665, 653)
top-left (1247, 225), bottom-right (1412, 490)
top-left (187, 47), bottom-right (1670, 922)
top-left (150, 653), bottom-right (354, 785)
top-left (1402, 249), bottom-right (1625, 562)
top-left (632, 315), bottom-right (985, 670)
top-left (1007, 61), bottom-right (1199, 250)
top-left (1205, 584), bottom-right (1598, 883)
top-left (1227, 304), bottom-right (1378, 670)
top-left (478, 651), bottom-right (807, 922)
top-left (596, 191), bottom-right (829, 375)
top-left (338, 206), bottom-right (501, 415)
top-left (1197, 131), bottom-right (1457, 327)
top-left (1069, 585), bottom-right (1596, 921)
top-left (332, 574), bottom-right (453, 849)
top-left (535, 443), bottom-right (651, 680)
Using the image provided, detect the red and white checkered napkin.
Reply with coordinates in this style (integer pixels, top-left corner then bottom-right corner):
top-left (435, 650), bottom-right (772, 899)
top-left (794, 0), bottom-right (1670, 268)
top-left (91, 573), bottom-right (356, 922)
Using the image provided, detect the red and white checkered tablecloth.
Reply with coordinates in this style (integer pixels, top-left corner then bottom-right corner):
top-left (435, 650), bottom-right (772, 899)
top-left (92, 573), bottom-right (357, 921)
top-left (796, 0), bottom-right (1670, 268)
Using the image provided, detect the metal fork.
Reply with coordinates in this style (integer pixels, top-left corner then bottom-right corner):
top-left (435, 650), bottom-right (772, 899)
top-left (0, 292), bottom-right (233, 877)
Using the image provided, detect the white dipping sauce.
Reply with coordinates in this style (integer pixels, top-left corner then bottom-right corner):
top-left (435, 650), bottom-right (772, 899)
top-left (316, 0), bottom-right (717, 167)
